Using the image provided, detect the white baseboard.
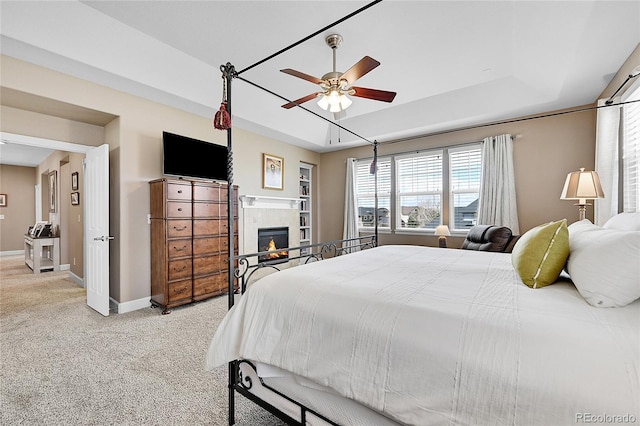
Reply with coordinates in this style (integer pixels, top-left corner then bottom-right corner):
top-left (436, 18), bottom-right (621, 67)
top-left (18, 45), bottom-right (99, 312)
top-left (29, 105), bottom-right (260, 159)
top-left (68, 270), bottom-right (84, 287)
top-left (112, 296), bottom-right (151, 314)
top-left (60, 263), bottom-right (70, 271)
top-left (0, 250), bottom-right (25, 257)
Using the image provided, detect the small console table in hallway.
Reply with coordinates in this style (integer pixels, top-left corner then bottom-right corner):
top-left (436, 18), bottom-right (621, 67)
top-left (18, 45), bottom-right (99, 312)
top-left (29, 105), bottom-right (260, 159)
top-left (24, 235), bottom-right (60, 274)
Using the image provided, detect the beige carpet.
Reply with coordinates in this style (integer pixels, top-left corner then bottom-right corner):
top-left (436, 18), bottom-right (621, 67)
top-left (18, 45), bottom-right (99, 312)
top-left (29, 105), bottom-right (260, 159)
top-left (0, 255), bottom-right (285, 425)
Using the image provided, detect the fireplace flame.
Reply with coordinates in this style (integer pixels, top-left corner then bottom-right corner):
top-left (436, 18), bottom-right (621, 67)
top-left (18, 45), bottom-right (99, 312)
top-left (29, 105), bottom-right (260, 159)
top-left (267, 238), bottom-right (288, 259)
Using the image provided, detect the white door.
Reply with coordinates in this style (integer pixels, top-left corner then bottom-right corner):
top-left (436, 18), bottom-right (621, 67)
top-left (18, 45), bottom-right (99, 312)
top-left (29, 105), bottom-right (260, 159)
top-left (84, 144), bottom-right (110, 316)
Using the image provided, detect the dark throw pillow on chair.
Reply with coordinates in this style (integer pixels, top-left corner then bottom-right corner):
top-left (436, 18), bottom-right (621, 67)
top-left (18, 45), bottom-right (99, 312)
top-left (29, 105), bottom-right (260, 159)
top-left (461, 225), bottom-right (513, 252)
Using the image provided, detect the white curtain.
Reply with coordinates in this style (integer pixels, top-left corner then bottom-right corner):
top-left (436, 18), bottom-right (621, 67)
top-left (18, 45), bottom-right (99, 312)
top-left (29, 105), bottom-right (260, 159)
top-left (343, 158), bottom-right (359, 246)
top-left (595, 98), bottom-right (620, 225)
top-left (478, 134), bottom-right (520, 234)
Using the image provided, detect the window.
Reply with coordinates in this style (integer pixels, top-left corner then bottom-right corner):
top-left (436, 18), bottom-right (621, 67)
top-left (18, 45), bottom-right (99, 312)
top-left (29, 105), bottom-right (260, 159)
top-left (622, 86), bottom-right (639, 211)
top-left (449, 146), bottom-right (482, 230)
top-left (355, 157), bottom-right (391, 229)
top-left (355, 144), bottom-right (482, 233)
top-left (396, 151), bottom-right (443, 230)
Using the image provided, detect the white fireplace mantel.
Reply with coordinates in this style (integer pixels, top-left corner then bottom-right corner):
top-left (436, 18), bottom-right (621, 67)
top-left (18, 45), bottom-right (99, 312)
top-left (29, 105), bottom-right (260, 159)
top-left (239, 195), bottom-right (301, 210)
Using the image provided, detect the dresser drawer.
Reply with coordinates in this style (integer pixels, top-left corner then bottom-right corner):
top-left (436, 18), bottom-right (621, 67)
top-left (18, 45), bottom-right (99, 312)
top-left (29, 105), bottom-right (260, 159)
top-left (168, 279), bottom-right (192, 303)
top-left (193, 272), bottom-right (228, 297)
top-left (194, 219), bottom-right (223, 236)
top-left (167, 220), bottom-right (192, 238)
top-left (168, 239), bottom-right (192, 258)
top-left (193, 184), bottom-right (222, 202)
top-left (168, 258), bottom-right (192, 281)
top-left (167, 202), bottom-right (192, 218)
top-left (167, 183), bottom-right (191, 200)
top-left (193, 255), bottom-right (223, 276)
top-left (193, 202), bottom-right (221, 218)
top-left (193, 236), bottom-right (221, 255)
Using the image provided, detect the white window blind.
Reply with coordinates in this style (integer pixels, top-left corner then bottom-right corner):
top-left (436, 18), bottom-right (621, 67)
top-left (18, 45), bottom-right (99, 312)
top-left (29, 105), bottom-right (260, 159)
top-left (396, 151), bottom-right (443, 230)
top-left (356, 158), bottom-right (391, 229)
top-left (622, 87), bottom-right (640, 212)
top-left (449, 146), bottom-right (482, 230)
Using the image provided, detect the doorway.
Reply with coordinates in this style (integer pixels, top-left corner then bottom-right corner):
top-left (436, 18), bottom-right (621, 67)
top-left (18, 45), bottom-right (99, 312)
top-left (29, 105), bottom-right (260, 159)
top-left (0, 131), bottom-right (110, 315)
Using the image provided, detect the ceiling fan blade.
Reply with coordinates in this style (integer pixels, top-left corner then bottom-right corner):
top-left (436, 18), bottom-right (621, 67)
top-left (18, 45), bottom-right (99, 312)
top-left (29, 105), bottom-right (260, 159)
top-left (281, 93), bottom-right (321, 109)
top-left (340, 56), bottom-right (380, 84)
top-left (351, 86), bottom-right (397, 103)
top-left (280, 68), bottom-right (325, 85)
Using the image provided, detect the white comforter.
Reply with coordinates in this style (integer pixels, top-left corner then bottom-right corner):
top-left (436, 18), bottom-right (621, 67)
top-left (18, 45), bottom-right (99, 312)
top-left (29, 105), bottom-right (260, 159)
top-left (206, 245), bottom-right (639, 425)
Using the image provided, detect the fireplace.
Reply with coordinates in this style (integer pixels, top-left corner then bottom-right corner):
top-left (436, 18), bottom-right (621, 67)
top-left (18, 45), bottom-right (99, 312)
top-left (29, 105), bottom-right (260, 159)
top-left (258, 227), bottom-right (289, 263)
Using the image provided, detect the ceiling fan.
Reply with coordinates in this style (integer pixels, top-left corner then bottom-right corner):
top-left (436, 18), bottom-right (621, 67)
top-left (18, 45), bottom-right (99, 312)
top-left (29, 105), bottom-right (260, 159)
top-left (280, 34), bottom-right (397, 113)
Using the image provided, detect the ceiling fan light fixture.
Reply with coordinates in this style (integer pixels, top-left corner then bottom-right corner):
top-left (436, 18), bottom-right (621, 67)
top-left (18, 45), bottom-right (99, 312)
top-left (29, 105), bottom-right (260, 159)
top-left (317, 95), bottom-right (330, 110)
top-left (339, 94), bottom-right (352, 110)
top-left (318, 89), bottom-right (353, 113)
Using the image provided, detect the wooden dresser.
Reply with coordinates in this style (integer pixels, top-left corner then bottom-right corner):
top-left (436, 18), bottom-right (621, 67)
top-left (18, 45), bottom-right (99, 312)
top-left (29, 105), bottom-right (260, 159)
top-left (149, 178), bottom-right (238, 313)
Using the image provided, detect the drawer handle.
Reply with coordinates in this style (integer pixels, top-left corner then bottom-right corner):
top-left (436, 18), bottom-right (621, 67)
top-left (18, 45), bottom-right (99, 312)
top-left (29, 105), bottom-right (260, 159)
top-left (174, 287), bottom-right (186, 294)
top-left (173, 245), bottom-right (188, 251)
top-left (173, 226), bottom-right (187, 231)
top-left (177, 208), bottom-right (183, 212)
top-left (177, 190), bottom-right (183, 194)
top-left (173, 265), bottom-right (187, 272)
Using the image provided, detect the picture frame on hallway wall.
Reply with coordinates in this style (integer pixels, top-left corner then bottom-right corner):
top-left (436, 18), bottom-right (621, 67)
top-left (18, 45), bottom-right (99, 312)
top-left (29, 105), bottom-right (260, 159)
top-left (263, 153), bottom-right (284, 190)
top-left (71, 192), bottom-right (80, 206)
top-left (0, 194), bottom-right (6, 207)
top-left (71, 172), bottom-right (79, 191)
top-left (48, 171), bottom-right (57, 212)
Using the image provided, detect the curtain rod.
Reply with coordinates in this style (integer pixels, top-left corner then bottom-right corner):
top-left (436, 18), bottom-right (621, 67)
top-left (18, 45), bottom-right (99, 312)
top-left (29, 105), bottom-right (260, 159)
top-left (356, 140), bottom-right (482, 162)
top-left (377, 98), bottom-right (640, 147)
top-left (236, 0), bottom-right (382, 76)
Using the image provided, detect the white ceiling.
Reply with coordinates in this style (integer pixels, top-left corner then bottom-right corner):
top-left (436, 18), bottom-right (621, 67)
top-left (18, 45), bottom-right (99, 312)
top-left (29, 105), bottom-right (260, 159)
top-left (0, 0), bottom-right (639, 156)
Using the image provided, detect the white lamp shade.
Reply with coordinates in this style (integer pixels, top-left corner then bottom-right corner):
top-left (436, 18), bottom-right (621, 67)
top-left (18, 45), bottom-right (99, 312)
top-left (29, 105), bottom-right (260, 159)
top-left (435, 225), bottom-right (451, 236)
top-left (317, 95), bottom-right (330, 110)
top-left (560, 168), bottom-right (605, 202)
top-left (317, 90), bottom-right (353, 113)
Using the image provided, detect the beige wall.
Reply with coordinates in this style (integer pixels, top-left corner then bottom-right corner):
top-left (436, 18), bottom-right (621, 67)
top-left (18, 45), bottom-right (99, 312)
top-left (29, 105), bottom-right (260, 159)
top-left (318, 107), bottom-right (596, 248)
top-left (1, 55), bottom-right (321, 305)
top-left (0, 165), bottom-right (37, 252)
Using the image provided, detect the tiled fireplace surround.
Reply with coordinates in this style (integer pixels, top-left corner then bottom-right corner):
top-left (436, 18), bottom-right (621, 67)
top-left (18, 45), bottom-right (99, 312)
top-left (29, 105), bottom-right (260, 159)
top-left (239, 195), bottom-right (301, 258)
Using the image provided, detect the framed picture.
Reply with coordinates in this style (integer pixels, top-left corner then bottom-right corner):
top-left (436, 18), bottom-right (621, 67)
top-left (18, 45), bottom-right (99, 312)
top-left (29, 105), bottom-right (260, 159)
top-left (263, 153), bottom-right (284, 190)
top-left (30, 221), bottom-right (48, 237)
top-left (71, 172), bottom-right (79, 191)
top-left (0, 194), bottom-right (6, 207)
top-left (71, 192), bottom-right (80, 206)
top-left (48, 171), bottom-right (57, 212)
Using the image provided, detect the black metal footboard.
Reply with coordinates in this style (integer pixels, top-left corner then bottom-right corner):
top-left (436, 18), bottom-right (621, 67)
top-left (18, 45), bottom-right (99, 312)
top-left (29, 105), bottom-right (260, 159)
top-left (233, 235), bottom-right (376, 294)
top-left (226, 234), bottom-right (376, 425)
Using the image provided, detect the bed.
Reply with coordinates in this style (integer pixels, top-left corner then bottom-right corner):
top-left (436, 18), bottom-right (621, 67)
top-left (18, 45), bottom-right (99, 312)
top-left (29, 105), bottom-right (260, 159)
top-left (206, 3), bottom-right (639, 422)
top-left (207, 228), bottom-right (640, 425)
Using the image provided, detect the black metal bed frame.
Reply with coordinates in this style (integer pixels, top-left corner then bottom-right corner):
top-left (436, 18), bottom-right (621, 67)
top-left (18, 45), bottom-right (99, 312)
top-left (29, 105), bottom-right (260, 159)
top-left (219, 2), bottom-right (383, 424)
top-left (227, 235), bottom-right (376, 425)
top-left (234, 236), bottom-right (376, 293)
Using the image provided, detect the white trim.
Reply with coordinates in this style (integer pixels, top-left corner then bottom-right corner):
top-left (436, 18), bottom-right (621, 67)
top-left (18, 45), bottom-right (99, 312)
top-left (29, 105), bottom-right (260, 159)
top-left (0, 250), bottom-right (25, 257)
top-left (0, 132), bottom-right (94, 153)
top-left (240, 195), bottom-right (301, 209)
top-left (60, 263), bottom-right (70, 271)
top-left (68, 270), bottom-right (84, 287)
top-left (112, 296), bottom-right (151, 314)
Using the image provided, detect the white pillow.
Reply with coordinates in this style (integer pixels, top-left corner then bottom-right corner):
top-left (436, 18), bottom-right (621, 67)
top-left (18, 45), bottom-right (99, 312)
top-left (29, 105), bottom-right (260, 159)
top-left (567, 220), bottom-right (640, 307)
top-left (603, 212), bottom-right (640, 231)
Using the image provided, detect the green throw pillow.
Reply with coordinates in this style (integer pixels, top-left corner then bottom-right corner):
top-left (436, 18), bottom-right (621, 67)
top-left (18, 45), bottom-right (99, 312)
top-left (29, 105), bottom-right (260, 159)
top-left (511, 219), bottom-right (569, 289)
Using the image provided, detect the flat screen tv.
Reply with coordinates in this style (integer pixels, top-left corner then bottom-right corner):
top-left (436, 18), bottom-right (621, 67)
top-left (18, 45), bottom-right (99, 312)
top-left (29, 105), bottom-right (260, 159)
top-left (162, 131), bottom-right (228, 182)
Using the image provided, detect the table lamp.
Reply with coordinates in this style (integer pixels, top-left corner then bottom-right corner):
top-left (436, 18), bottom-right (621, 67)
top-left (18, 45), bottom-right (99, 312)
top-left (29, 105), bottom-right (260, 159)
top-left (560, 167), bottom-right (605, 221)
top-left (435, 225), bottom-right (451, 248)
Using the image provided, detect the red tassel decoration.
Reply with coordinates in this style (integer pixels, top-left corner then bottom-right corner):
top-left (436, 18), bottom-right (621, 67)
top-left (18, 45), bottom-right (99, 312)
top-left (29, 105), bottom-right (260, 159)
top-left (213, 76), bottom-right (231, 130)
top-left (213, 102), bottom-right (231, 130)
